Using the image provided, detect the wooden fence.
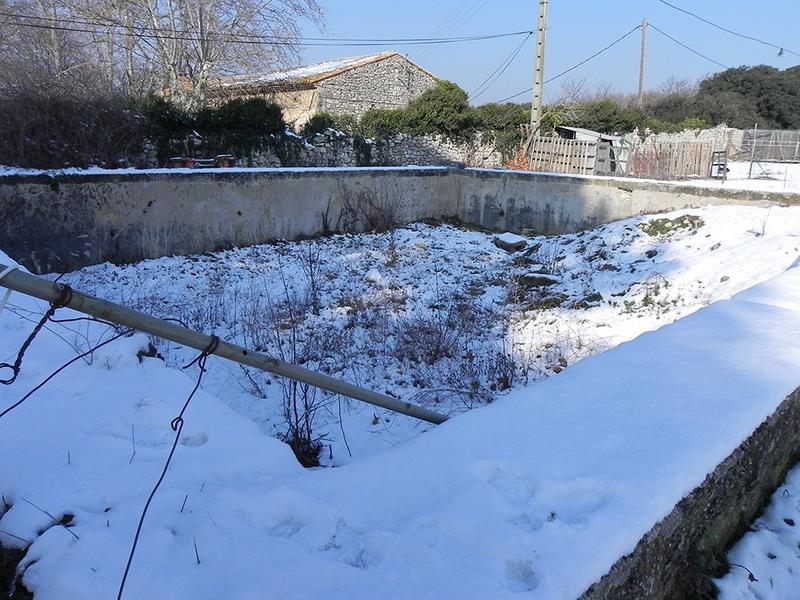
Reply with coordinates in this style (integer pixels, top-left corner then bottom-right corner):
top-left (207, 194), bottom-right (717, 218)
top-left (627, 141), bottom-right (713, 180)
top-left (526, 136), bottom-right (597, 175)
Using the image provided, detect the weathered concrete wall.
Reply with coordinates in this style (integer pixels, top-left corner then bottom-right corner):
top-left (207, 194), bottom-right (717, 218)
top-left (581, 386), bottom-right (800, 599)
top-left (456, 169), bottom-right (799, 235)
top-left (1, 167), bottom-right (797, 274)
top-left (0, 168), bottom-right (455, 274)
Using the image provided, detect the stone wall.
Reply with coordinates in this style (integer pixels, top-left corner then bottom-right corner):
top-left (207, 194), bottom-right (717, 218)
top-left (162, 130), bottom-right (505, 169)
top-left (623, 125), bottom-right (745, 154)
top-left (317, 54), bottom-right (436, 119)
top-left (581, 385), bottom-right (800, 599)
top-left (375, 133), bottom-right (503, 168)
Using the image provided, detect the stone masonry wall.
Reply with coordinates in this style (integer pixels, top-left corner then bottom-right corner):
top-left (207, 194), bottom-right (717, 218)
top-left (316, 54), bottom-right (436, 119)
top-left (623, 125), bottom-right (745, 154)
top-left (152, 130), bottom-right (506, 169)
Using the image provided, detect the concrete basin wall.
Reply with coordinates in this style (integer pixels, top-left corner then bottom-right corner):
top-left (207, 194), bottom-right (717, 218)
top-left (456, 168), bottom-right (798, 235)
top-left (0, 167), bottom-right (455, 273)
top-left (0, 166), bottom-right (797, 273)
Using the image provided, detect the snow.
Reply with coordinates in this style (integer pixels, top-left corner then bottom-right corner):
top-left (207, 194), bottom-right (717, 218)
top-left (0, 165), bottom-right (448, 177)
top-left (716, 465), bottom-right (800, 599)
top-left (680, 161), bottom-right (800, 193)
top-left (218, 52), bottom-right (395, 87)
top-left (494, 231), bottom-right (529, 247)
top-left (2, 205), bottom-right (800, 598)
top-left (471, 161), bottom-right (800, 195)
top-left (1, 160), bottom-right (797, 198)
top-left (45, 206), bottom-right (800, 462)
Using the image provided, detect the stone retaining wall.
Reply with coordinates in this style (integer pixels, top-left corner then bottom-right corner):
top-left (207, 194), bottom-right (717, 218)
top-left (581, 386), bottom-right (800, 599)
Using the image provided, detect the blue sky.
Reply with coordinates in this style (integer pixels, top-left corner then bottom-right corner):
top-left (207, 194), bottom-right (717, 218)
top-left (300, 0), bottom-right (800, 104)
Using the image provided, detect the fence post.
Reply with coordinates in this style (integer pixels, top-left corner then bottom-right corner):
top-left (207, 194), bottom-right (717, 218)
top-left (748, 123), bottom-right (758, 180)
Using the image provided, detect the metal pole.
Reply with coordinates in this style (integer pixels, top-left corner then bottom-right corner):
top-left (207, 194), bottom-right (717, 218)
top-left (529, 0), bottom-right (548, 136)
top-left (637, 18), bottom-right (648, 109)
top-left (0, 264), bottom-right (448, 425)
top-left (748, 123), bottom-right (758, 180)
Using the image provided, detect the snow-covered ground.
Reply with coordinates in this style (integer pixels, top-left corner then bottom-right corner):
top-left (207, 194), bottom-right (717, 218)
top-left (716, 464), bottom-right (800, 599)
top-left (680, 160), bottom-right (800, 193)
top-left (2, 205), bottom-right (800, 599)
top-left (52, 205), bottom-right (800, 463)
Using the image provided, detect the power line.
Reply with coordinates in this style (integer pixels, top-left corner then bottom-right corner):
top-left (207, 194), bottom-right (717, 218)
top-left (0, 11), bottom-right (531, 47)
top-left (417, 0), bottom-right (491, 62)
top-left (470, 32), bottom-right (533, 100)
top-left (495, 24), bottom-right (642, 103)
top-left (649, 23), bottom-right (729, 70)
top-left (656, 0), bottom-right (800, 59)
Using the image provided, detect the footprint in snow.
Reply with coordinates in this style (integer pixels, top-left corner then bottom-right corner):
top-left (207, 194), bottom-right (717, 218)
top-left (180, 432), bottom-right (208, 447)
top-left (505, 558), bottom-right (540, 592)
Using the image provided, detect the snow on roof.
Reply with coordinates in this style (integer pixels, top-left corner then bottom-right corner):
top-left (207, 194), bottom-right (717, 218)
top-left (555, 125), bottom-right (622, 141)
top-left (216, 51), bottom-right (416, 89)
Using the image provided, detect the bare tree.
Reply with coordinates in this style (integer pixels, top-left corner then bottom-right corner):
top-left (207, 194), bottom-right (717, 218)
top-left (0, 0), bottom-right (324, 104)
top-left (114, 0), bottom-right (324, 107)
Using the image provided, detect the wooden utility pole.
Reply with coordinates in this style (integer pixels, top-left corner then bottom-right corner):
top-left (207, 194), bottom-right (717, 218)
top-left (637, 18), bottom-right (648, 109)
top-left (529, 0), bottom-right (549, 135)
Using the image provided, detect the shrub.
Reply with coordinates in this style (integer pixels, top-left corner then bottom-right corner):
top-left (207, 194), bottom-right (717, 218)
top-left (403, 80), bottom-right (473, 136)
top-left (360, 108), bottom-right (407, 138)
top-left (333, 114), bottom-right (359, 135)
top-left (302, 112), bottom-right (337, 137)
top-left (573, 100), bottom-right (647, 134)
top-left (0, 93), bottom-right (148, 168)
top-left (677, 117), bottom-right (708, 130)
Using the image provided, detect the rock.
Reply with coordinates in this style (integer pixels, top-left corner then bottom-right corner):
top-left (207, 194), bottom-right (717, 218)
top-left (710, 242), bottom-right (721, 251)
top-left (493, 232), bottom-right (528, 252)
top-left (720, 275), bottom-right (730, 283)
top-left (363, 269), bottom-right (384, 286)
top-left (639, 215), bottom-right (704, 237)
top-left (518, 274), bottom-right (560, 288)
top-left (646, 249), bottom-right (658, 258)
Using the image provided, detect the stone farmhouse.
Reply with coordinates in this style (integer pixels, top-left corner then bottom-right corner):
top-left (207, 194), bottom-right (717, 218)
top-left (207, 51), bottom-right (437, 128)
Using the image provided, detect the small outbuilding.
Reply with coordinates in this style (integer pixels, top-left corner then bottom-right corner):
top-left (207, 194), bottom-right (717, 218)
top-left (554, 125), bottom-right (621, 144)
top-left (207, 51), bottom-right (437, 128)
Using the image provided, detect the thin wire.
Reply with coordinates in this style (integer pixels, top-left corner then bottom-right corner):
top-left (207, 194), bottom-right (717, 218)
top-left (471, 33), bottom-right (533, 100)
top-left (656, 0), bottom-right (800, 59)
top-left (649, 23), bottom-right (729, 70)
top-left (494, 25), bottom-right (642, 103)
top-left (0, 13), bottom-right (531, 47)
top-left (0, 285), bottom-right (73, 386)
top-left (417, 0), bottom-right (490, 62)
top-left (0, 8), bottom-right (527, 43)
top-left (116, 336), bottom-right (218, 600)
top-left (0, 329), bottom-right (131, 420)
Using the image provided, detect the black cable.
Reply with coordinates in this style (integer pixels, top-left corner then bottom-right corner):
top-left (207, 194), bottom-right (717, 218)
top-left (116, 336), bottom-right (218, 600)
top-left (494, 24), bottom-right (643, 103)
top-left (0, 284), bottom-right (73, 386)
top-left (0, 13), bottom-right (531, 47)
top-left (0, 329), bottom-right (131, 420)
top-left (656, 0), bottom-right (800, 59)
top-left (471, 32), bottom-right (533, 101)
top-left (649, 23), bottom-right (729, 70)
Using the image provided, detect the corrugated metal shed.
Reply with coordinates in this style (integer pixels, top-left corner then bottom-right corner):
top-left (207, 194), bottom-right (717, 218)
top-left (555, 126), bottom-right (621, 143)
